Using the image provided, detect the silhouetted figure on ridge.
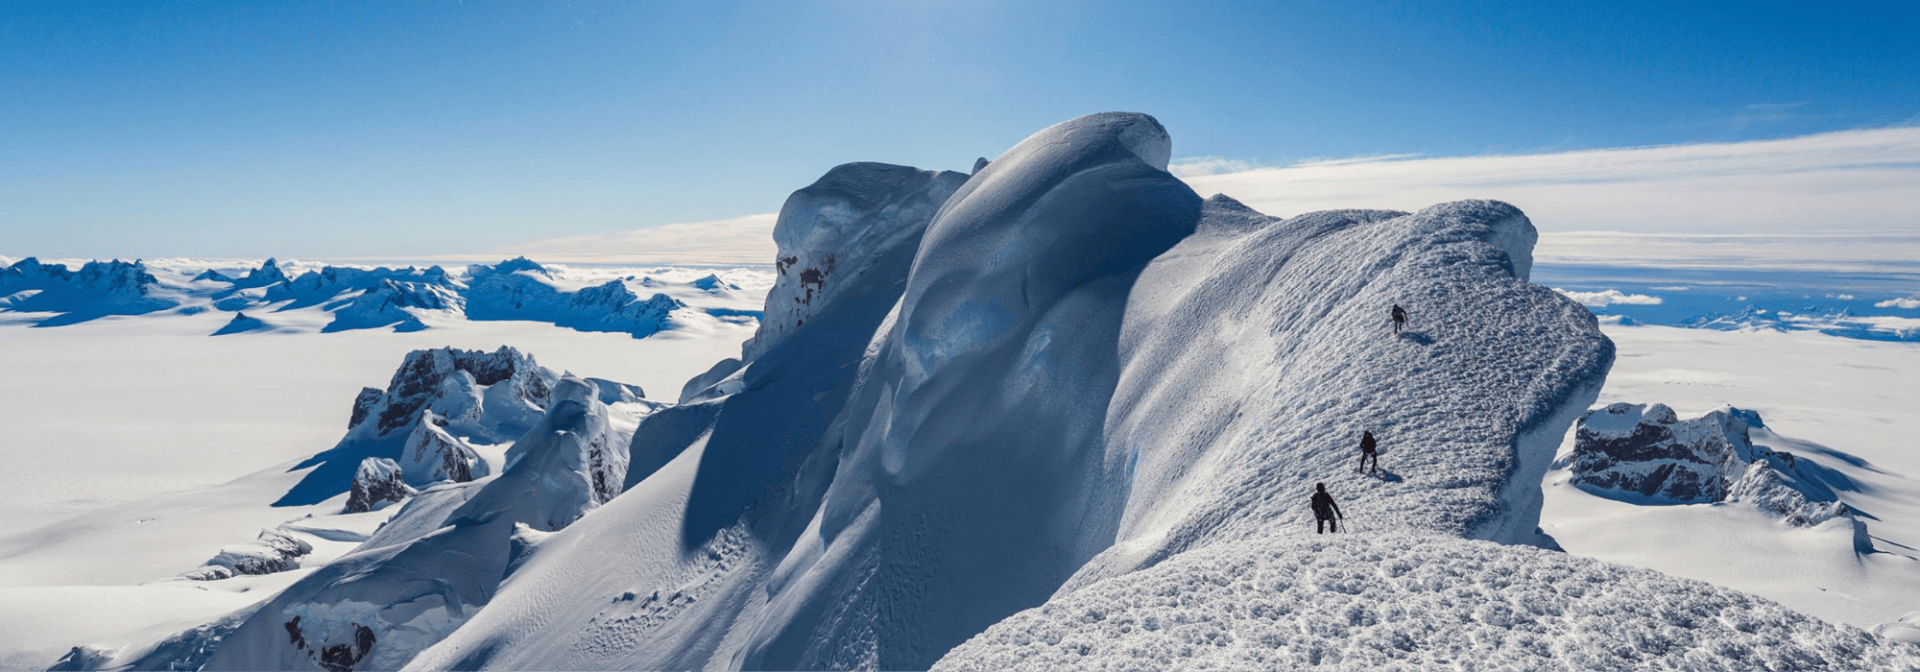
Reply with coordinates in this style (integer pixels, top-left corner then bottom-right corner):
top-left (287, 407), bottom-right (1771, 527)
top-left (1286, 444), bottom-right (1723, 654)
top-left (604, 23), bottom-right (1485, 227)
top-left (1311, 483), bottom-right (1343, 534)
top-left (1358, 430), bottom-right (1379, 474)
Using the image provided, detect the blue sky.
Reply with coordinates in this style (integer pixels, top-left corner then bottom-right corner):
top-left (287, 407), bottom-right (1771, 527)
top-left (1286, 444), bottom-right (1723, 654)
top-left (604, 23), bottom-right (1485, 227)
top-left (2, 0), bottom-right (1916, 259)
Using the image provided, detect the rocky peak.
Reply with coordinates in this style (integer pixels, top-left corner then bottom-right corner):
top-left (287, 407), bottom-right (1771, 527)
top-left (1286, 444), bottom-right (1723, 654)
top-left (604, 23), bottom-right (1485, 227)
top-left (346, 457), bottom-right (415, 513)
top-left (397, 411), bottom-right (486, 486)
top-left (73, 260), bottom-right (158, 297)
top-left (238, 257), bottom-right (289, 287)
top-left (1565, 403), bottom-right (1865, 542)
top-left (471, 256), bottom-right (549, 278)
top-left (351, 346), bottom-right (556, 439)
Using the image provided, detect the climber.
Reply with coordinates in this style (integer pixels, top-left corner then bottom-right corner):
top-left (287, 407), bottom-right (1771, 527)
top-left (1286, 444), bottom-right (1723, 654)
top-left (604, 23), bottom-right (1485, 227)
top-left (1311, 483), bottom-right (1343, 534)
top-left (1358, 429), bottom-right (1379, 474)
top-left (1391, 303), bottom-right (1407, 335)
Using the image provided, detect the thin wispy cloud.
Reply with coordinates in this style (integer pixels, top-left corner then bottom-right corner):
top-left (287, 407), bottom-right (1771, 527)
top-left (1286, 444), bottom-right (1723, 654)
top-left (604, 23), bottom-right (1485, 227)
top-left (481, 214), bottom-right (779, 265)
top-left (1168, 156), bottom-right (1266, 177)
top-left (1181, 126), bottom-right (1920, 235)
top-left (480, 127), bottom-right (1920, 267)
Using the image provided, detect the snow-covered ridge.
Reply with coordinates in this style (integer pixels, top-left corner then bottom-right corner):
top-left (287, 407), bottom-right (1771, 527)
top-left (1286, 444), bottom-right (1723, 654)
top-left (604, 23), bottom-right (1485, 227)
top-left (406, 112), bottom-right (1630, 670)
top-left (0, 255), bottom-right (771, 338)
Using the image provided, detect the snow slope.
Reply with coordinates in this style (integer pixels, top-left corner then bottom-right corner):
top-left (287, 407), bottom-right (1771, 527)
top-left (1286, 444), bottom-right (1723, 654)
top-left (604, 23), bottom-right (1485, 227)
top-left (408, 112), bottom-right (1623, 670)
top-left (200, 375), bottom-right (641, 670)
top-left (1542, 324), bottom-right (1920, 638)
top-left (934, 534), bottom-right (1920, 671)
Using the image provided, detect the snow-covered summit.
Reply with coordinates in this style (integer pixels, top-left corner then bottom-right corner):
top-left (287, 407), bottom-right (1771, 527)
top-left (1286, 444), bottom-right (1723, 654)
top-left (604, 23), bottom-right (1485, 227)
top-left (236, 257), bottom-right (289, 288)
top-left (409, 112), bottom-right (1619, 670)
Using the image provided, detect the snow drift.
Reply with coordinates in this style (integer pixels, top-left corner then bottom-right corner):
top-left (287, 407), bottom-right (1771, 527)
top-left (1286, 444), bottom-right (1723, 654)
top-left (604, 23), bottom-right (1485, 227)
top-left (397, 112), bottom-right (1657, 670)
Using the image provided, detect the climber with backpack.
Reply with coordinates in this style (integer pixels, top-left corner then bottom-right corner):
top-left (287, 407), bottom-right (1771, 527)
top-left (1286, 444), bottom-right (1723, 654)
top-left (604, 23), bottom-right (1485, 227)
top-left (1311, 483), bottom-right (1344, 534)
top-left (1358, 429), bottom-right (1379, 475)
top-left (1391, 303), bottom-right (1408, 336)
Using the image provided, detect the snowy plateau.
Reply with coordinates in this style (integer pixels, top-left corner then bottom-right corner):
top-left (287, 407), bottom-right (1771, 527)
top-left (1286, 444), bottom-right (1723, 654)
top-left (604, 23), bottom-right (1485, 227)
top-left (2, 112), bottom-right (1918, 670)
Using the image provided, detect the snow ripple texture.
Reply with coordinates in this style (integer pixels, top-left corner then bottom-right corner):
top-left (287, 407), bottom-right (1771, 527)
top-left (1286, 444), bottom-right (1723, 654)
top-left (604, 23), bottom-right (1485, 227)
top-left (934, 534), bottom-right (1920, 671)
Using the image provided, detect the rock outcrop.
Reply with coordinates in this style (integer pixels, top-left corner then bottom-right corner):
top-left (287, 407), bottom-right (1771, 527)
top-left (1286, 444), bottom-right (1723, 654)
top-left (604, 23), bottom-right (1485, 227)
top-left (345, 457), bottom-right (415, 513)
top-left (1565, 403), bottom-right (1864, 538)
top-left (203, 376), bottom-right (638, 670)
top-left (274, 346), bottom-right (558, 507)
top-left (397, 412), bottom-right (484, 486)
top-left (181, 528), bottom-right (314, 581)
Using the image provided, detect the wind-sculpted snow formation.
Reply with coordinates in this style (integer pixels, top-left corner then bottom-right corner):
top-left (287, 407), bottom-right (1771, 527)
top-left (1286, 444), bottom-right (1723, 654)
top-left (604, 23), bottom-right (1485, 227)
top-left (409, 112), bottom-right (1905, 672)
top-left (202, 376), bottom-right (644, 671)
top-left (174, 112), bottom-right (1919, 670)
top-left (1565, 403), bottom-right (1868, 543)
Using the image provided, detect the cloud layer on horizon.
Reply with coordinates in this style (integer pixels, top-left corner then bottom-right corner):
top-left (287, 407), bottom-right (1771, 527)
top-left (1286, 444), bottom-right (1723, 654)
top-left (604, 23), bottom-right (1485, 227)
top-left (485, 213), bottom-right (779, 265)
top-left (489, 127), bottom-right (1920, 265)
top-left (1181, 126), bottom-right (1920, 235)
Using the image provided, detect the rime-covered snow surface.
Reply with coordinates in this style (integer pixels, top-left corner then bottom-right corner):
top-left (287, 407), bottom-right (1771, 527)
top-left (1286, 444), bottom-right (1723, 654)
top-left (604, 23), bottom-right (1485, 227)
top-left (934, 534), bottom-right (1920, 671)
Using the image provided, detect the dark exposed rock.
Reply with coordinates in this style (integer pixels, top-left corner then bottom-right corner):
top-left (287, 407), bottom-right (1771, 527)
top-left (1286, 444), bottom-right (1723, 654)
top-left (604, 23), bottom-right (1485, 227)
top-left (48, 645), bottom-right (113, 671)
top-left (283, 616), bottom-right (375, 672)
top-left (359, 346), bottom-right (551, 437)
top-left (399, 414), bottom-right (482, 485)
top-left (346, 457), bottom-right (415, 513)
top-left (237, 257), bottom-right (289, 288)
top-left (348, 387), bottom-right (384, 429)
top-left (1565, 403), bottom-right (1864, 541)
top-left (183, 528), bottom-right (314, 580)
